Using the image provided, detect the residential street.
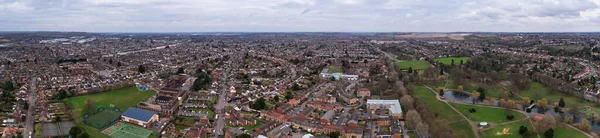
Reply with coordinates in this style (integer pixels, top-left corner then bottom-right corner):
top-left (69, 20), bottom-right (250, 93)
top-left (212, 62), bottom-right (231, 137)
top-left (23, 78), bottom-right (37, 138)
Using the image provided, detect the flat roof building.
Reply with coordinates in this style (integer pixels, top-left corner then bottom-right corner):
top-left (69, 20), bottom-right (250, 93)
top-left (366, 99), bottom-right (403, 119)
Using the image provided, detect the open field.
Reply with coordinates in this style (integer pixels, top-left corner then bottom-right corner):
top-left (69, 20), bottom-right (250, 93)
top-left (450, 103), bottom-right (524, 123)
top-left (435, 57), bottom-right (470, 65)
top-left (481, 120), bottom-right (533, 138)
top-left (397, 60), bottom-right (431, 70)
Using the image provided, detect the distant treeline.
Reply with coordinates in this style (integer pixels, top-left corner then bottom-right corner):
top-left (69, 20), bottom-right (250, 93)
top-left (57, 58), bottom-right (88, 64)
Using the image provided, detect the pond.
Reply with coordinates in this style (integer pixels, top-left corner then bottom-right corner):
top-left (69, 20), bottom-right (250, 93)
top-left (442, 91), bottom-right (473, 104)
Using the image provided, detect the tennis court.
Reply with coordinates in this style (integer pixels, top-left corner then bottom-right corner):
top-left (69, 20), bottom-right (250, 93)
top-left (103, 123), bottom-right (152, 138)
top-left (84, 109), bottom-right (121, 129)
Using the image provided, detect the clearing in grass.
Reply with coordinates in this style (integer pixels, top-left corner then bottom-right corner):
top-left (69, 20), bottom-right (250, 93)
top-left (435, 57), bottom-right (470, 65)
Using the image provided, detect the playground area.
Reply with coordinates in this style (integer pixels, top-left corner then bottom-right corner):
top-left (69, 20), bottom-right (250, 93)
top-left (83, 107), bottom-right (122, 129)
top-left (103, 122), bottom-right (152, 138)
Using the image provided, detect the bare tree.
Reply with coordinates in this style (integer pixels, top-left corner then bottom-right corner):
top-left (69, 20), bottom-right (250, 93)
top-left (406, 110), bottom-right (422, 130)
top-left (400, 95), bottom-right (415, 111)
top-left (416, 122), bottom-right (429, 138)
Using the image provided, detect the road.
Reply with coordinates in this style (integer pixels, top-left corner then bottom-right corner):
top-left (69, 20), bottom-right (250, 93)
top-left (212, 61), bottom-right (231, 137)
top-left (24, 78), bottom-right (37, 138)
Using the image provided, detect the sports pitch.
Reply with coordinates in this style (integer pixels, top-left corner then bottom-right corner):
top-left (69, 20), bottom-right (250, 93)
top-left (103, 123), bottom-right (152, 138)
top-left (84, 109), bottom-right (121, 129)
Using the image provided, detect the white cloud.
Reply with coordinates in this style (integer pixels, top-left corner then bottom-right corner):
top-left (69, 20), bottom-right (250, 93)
top-left (0, 0), bottom-right (599, 32)
top-left (0, 1), bottom-right (34, 13)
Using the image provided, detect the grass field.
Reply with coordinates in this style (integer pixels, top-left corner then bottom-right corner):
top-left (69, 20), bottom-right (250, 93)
top-left (68, 87), bottom-right (155, 122)
top-left (104, 123), bottom-right (152, 138)
top-left (328, 66), bottom-right (343, 73)
top-left (450, 103), bottom-right (524, 123)
top-left (519, 82), bottom-right (597, 108)
top-left (412, 85), bottom-right (463, 120)
top-left (481, 120), bottom-right (533, 138)
top-left (411, 85), bottom-right (475, 138)
top-left (554, 126), bottom-right (588, 138)
top-left (397, 60), bottom-right (431, 70)
top-left (435, 57), bottom-right (470, 65)
top-left (67, 87), bottom-right (154, 138)
top-left (447, 120), bottom-right (476, 138)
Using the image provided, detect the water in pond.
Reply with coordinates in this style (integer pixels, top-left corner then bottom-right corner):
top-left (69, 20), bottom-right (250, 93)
top-left (442, 91), bottom-right (473, 104)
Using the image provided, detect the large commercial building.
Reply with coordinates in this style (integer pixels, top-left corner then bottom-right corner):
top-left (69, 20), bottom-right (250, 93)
top-left (137, 75), bottom-right (191, 117)
top-left (366, 99), bottom-right (403, 119)
top-left (121, 108), bottom-right (159, 127)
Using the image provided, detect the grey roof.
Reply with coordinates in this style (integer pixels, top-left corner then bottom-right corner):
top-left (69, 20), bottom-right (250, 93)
top-left (367, 99), bottom-right (403, 114)
top-left (320, 110), bottom-right (335, 121)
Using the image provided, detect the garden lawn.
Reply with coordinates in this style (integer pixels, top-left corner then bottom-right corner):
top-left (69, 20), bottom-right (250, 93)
top-left (554, 126), bottom-right (588, 138)
top-left (397, 60), bottom-right (431, 70)
top-left (481, 120), bottom-right (534, 138)
top-left (450, 103), bottom-right (524, 123)
top-left (435, 57), bottom-right (470, 65)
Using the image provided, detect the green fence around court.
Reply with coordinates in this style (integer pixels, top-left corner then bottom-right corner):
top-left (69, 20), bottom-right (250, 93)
top-left (83, 107), bottom-right (122, 129)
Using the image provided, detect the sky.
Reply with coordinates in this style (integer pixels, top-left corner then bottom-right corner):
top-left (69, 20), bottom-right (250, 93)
top-left (1, 0), bottom-right (600, 32)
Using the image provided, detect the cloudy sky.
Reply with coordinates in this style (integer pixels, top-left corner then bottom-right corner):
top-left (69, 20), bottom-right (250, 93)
top-left (1, 0), bottom-right (599, 32)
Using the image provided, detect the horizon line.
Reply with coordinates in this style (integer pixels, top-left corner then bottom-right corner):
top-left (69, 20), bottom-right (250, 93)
top-left (2, 31), bottom-right (600, 34)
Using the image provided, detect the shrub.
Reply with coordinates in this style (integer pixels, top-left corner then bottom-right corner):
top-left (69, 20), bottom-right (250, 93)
top-left (519, 125), bottom-right (528, 135)
top-left (544, 128), bottom-right (554, 138)
top-left (507, 115), bottom-right (515, 120)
